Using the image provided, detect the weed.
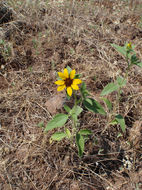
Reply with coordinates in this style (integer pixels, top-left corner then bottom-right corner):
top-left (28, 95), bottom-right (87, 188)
top-left (40, 43), bottom-right (142, 157)
top-left (40, 66), bottom-right (105, 157)
top-left (101, 42), bottom-right (142, 134)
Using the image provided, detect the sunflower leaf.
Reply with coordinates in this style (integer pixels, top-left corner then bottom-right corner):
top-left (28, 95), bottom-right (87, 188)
top-left (80, 82), bottom-right (90, 99)
top-left (44, 114), bottom-right (68, 132)
top-left (64, 104), bottom-right (71, 113)
top-left (76, 133), bottom-right (84, 157)
top-left (111, 44), bottom-right (127, 57)
top-left (117, 76), bottom-right (127, 88)
top-left (109, 119), bottom-right (118, 125)
top-left (65, 128), bottom-right (72, 138)
top-left (74, 74), bottom-right (81, 79)
top-left (50, 132), bottom-right (67, 142)
top-left (83, 98), bottom-right (106, 115)
top-left (130, 55), bottom-right (142, 67)
top-left (102, 97), bottom-right (112, 111)
top-left (101, 82), bottom-right (119, 96)
top-left (70, 105), bottom-right (83, 123)
top-left (79, 129), bottom-right (92, 135)
top-left (115, 114), bottom-right (126, 133)
top-left (70, 105), bottom-right (83, 116)
top-left (135, 62), bottom-right (142, 67)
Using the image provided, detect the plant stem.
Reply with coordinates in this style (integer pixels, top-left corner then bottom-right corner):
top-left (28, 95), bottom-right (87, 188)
top-left (70, 92), bottom-right (78, 144)
top-left (115, 54), bottom-right (132, 114)
top-left (73, 91), bottom-right (77, 129)
top-left (73, 91), bottom-right (77, 106)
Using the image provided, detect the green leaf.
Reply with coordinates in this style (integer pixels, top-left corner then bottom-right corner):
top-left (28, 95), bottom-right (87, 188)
top-left (111, 44), bottom-right (127, 57)
top-left (117, 133), bottom-right (123, 138)
top-left (65, 128), bottom-right (71, 138)
top-left (69, 106), bottom-right (83, 123)
top-left (70, 105), bottom-right (83, 116)
top-left (44, 114), bottom-right (68, 132)
top-left (117, 76), bottom-right (127, 87)
top-left (101, 83), bottom-right (119, 96)
top-left (130, 54), bottom-right (140, 65)
top-left (64, 104), bottom-right (71, 113)
top-left (71, 113), bottom-right (78, 123)
top-left (83, 98), bottom-right (106, 115)
top-left (74, 74), bottom-right (82, 79)
top-left (130, 54), bottom-right (142, 67)
top-left (109, 119), bottom-right (118, 125)
top-left (76, 133), bottom-right (84, 157)
top-left (50, 132), bottom-right (67, 141)
top-left (79, 129), bottom-right (92, 135)
top-left (80, 82), bottom-right (90, 99)
top-left (115, 114), bottom-right (126, 133)
top-left (102, 98), bottom-right (112, 111)
top-left (136, 62), bottom-right (142, 67)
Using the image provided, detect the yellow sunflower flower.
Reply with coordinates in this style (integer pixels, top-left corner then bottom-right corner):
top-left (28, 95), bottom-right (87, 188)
top-left (55, 68), bottom-right (82, 96)
top-left (127, 42), bottom-right (132, 49)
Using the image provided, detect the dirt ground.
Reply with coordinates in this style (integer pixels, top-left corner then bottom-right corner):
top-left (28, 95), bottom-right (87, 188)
top-left (0, 0), bottom-right (142, 190)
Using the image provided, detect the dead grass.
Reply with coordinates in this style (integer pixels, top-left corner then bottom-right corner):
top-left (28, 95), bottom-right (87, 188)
top-left (0, 0), bottom-right (142, 189)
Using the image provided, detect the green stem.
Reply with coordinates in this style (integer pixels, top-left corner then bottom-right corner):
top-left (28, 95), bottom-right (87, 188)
top-left (73, 91), bottom-right (77, 129)
top-left (115, 87), bottom-right (121, 114)
top-left (126, 51), bottom-right (129, 66)
top-left (115, 54), bottom-right (132, 115)
top-left (76, 97), bottom-right (82, 105)
top-left (73, 91), bottom-right (77, 106)
top-left (124, 63), bottom-right (131, 79)
top-left (70, 91), bottom-right (78, 144)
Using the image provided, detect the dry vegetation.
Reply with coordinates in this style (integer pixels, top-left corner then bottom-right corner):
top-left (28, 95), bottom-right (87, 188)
top-left (0, 0), bottom-right (142, 189)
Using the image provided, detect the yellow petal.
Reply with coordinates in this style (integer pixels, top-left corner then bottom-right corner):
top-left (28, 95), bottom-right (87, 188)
top-left (71, 84), bottom-right (79, 90)
top-left (127, 42), bottom-right (132, 48)
top-left (72, 79), bottom-right (82, 85)
top-left (70, 69), bottom-right (75, 79)
top-left (58, 72), bottom-right (65, 79)
top-left (64, 68), bottom-right (69, 78)
top-left (57, 85), bottom-right (66, 91)
top-left (67, 87), bottom-right (72, 96)
top-left (55, 80), bottom-right (65, 85)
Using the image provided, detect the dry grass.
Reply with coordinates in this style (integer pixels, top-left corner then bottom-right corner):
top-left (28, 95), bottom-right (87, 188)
top-left (0, 0), bottom-right (142, 189)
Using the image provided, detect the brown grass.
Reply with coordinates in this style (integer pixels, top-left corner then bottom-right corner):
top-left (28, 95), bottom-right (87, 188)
top-left (0, 0), bottom-right (142, 189)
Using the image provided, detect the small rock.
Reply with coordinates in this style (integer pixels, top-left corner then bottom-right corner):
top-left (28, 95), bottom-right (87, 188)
top-left (45, 93), bottom-right (66, 114)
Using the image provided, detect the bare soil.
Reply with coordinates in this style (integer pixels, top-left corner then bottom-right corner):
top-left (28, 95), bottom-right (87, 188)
top-left (0, 1), bottom-right (142, 190)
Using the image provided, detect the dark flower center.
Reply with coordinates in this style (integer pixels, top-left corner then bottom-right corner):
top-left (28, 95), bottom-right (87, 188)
top-left (65, 78), bottom-right (73, 87)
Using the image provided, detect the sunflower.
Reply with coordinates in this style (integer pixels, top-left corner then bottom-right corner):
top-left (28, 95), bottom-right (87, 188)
top-left (55, 68), bottom-right (82, 96)
top-left (127, 42), bottom-right (132, 49)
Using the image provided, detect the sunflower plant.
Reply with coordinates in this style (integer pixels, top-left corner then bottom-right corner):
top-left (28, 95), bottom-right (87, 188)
top-left (43, 66), bottom-right (106, 157)
top-left (39, 43), bottom-right (141, 157)
top-left (55, 68), bottom-right (82, 96)
top-left (101, 42), bottom-right (142, 133)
